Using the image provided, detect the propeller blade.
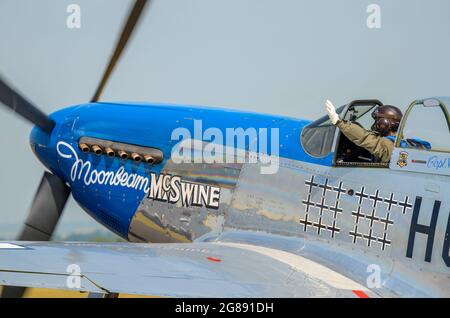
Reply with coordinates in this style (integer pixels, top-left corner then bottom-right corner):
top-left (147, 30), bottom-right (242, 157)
top-left (1, 172), bottom-right (70, 298)
top-left (91, 0), bottom-right (149, 102)
top-left (0, 77), bottom-right (54, 133)
top-left (18, 171), bottom-right (71, 241)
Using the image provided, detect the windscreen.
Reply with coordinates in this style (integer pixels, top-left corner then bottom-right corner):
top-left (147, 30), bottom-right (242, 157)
top-left (301, 105), bottom-right (346, 157)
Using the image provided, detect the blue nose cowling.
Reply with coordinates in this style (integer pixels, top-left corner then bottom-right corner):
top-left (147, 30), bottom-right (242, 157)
top-left (30, 125), bottom-right (58, 174)
top-left (29, 105), bottom-right (81, 179)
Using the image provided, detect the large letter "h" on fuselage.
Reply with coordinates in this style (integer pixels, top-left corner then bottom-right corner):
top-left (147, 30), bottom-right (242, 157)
top-left (406, 197), bottom-right (440, 263)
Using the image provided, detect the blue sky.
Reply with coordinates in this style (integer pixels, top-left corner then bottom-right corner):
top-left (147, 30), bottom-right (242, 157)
top-left (0, 0), bottom-right (449, 238)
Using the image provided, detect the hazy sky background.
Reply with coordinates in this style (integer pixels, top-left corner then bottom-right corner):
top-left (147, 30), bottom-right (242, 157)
top-left (0, 0), bottom-right (449, 238)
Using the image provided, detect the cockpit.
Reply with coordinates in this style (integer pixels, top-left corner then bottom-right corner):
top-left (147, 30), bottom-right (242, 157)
top-left (301, 98), bottom-right (450, 168)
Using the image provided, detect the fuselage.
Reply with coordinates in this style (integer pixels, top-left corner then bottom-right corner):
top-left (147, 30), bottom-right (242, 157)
top-left (29, 102), bottom-right (450, 297)
top-left (30, 102), bottom-right (327, 238)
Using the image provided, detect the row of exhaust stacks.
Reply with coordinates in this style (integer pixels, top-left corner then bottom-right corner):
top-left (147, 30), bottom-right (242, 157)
top-left (77, 137), bottom-right (164, 165)
top-left (79, 143), bottom-right (156, 164)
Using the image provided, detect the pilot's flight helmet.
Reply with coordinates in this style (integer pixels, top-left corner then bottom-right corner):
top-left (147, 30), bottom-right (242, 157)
top-left (371, 105), bottom-right (403, 136)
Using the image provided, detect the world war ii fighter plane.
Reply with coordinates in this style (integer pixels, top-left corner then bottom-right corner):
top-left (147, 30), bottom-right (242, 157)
top-left (0, 0), bottom-right (449, 298)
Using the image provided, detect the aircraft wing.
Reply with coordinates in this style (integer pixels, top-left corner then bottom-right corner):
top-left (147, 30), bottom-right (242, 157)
top-left (0, 241), bottom-right (374, 297)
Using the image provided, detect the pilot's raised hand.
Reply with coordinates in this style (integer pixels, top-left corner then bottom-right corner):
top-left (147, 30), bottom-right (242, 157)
top-left (325, 99), bottom-right (339, 125)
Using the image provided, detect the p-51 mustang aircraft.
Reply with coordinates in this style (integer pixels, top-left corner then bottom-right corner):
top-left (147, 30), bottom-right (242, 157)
top-left (0, 0), bottom-right (449, 298)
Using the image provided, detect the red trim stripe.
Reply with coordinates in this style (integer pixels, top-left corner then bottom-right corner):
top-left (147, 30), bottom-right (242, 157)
top-left (352, 290), bottom-right (369, 298)
top-left (207, 257), bottom-right (222, 262)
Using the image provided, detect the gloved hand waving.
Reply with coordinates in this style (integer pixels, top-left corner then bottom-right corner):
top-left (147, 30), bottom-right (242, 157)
top-left (325, 99), bottom-right (340, 125)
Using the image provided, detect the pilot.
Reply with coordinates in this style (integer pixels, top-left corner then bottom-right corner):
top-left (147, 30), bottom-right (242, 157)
top-left (325, 99), bottom-right (403, 163)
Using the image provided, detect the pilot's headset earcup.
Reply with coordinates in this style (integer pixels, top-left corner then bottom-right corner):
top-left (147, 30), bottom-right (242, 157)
top-left (390, 120), bottom-right (400, 132)
top-left (372, 118), bottom-right (392, 136)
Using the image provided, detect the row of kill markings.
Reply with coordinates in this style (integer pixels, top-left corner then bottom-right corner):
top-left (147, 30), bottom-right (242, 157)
top-left (299, 176), bottom-right (413, 251)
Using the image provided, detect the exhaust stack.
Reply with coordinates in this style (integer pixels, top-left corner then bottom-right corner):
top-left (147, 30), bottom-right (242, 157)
top-left (118, 150), bottom-right (129, 160)
top-left (105, 147), bottom-right (115, 157)
top-left (131, 153), bottom-right (142, 162)
top-left (144, 154), bottom-right (155, 164)
top-left (79, 143), bottom-right (90, 153)
top-left (92, 145), bottom-right (103, 155)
